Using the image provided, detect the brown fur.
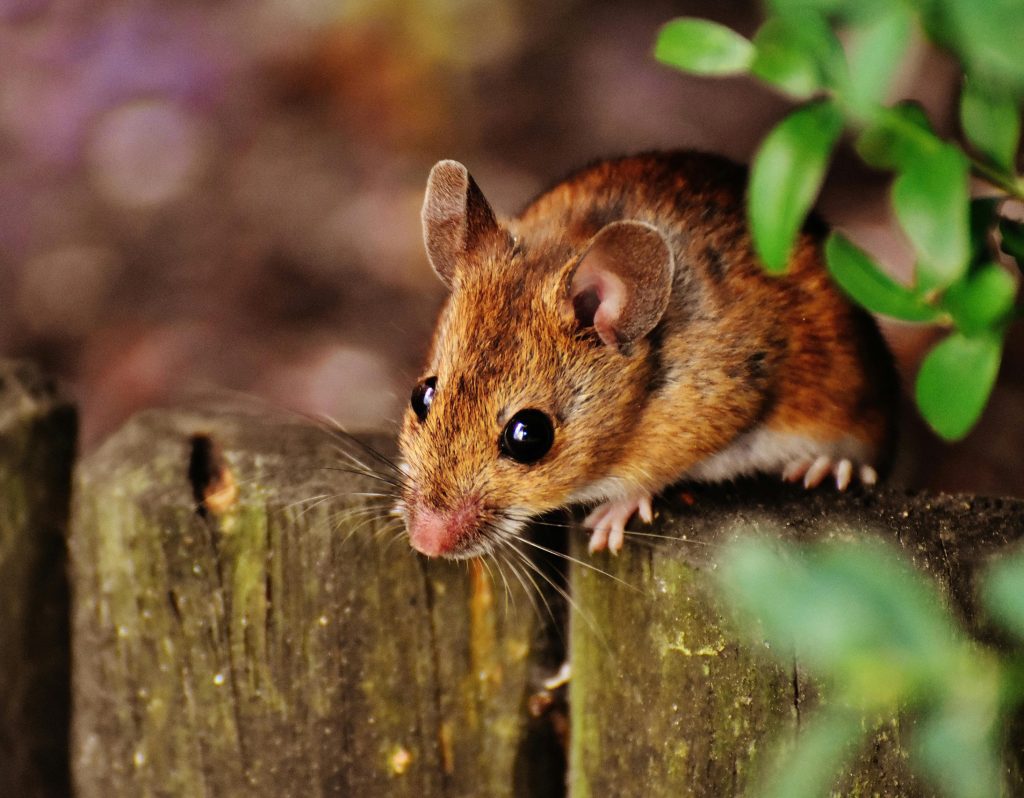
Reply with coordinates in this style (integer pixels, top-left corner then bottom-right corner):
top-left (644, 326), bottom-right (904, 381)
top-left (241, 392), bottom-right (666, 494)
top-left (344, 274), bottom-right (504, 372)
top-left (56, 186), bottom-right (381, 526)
top-left (400, 152), bottom-right (897, 557)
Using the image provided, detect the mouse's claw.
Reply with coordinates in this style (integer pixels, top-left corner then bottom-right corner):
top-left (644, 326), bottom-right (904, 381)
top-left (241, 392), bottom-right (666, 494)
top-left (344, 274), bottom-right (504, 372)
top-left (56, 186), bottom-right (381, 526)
top-left (584, 492), bottom-right (654, 555)
top-left (782, 456), bottom-right (877, 491)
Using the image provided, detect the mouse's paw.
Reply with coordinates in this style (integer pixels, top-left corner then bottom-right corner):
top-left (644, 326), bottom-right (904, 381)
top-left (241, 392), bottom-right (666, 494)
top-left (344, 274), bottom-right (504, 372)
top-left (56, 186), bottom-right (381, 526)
top-left (782, 456), bottom-right (878, 491)
top-left (584, 493), bottom-right (653, 555)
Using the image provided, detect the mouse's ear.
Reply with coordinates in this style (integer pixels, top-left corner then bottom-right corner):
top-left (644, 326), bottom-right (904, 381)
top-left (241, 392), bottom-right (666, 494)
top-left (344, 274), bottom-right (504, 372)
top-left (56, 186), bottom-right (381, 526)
top-left (565, 221), bottom-right (674, 349)
top-left (422, 160), bottom-right (502, 288)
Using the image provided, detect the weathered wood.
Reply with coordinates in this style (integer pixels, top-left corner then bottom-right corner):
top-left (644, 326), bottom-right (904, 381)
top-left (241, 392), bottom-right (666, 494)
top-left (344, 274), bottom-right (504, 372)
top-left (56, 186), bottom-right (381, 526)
top-left (0, 359), bottom-right (76, 798)
top-left (70, 408), bottom-right (560, 797)
top-left (70, 403), bottom-right (1024, 797)
top-left (569, 482), bottom-right (1024, 797)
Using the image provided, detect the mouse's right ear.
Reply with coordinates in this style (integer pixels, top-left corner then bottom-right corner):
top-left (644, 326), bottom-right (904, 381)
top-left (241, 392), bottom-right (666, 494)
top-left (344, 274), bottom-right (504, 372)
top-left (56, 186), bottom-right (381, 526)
top-left (564, 221), bottom-right (674, 350)
top-left (422, 160), bottom-right (501, 289)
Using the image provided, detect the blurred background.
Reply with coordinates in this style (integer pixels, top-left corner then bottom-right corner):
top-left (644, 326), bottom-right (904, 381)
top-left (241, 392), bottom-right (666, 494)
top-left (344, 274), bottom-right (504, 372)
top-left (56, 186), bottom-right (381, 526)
top-left (1, 0), bottom-right (1020, 495)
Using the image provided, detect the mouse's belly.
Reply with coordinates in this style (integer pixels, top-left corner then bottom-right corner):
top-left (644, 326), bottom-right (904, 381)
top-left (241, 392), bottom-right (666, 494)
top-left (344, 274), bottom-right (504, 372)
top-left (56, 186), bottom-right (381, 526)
top-left (684, 426), bottom-right (873, 482)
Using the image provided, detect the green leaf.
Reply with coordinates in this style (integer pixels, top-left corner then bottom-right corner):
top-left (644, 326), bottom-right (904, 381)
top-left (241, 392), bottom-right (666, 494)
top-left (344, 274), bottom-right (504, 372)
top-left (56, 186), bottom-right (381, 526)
top-left (854, 102), bottom-right (937, 171)
top-left (960, 78), bottom-right (1021, 171)
top-left (765, 0), bottom-right (845, 15)
top-left (825, 233), bottom-right (940, 322)
top-left (844, 8), bottom-right (914, 116)
top-left (767, 0), bottom-right (891, 24)
top-left (892, 144), bottom-right (970, 288)
top-left (760, 709), bottom-right (864, 798)
top-left (654, 18), bottom-right (754, 75)
top-left (915, 330), bottom-right (1003, 440)
top-left (914, 704), bottom-right (1004, 798)
top-left (942, 263), bottom-right (1017, 335)
top-left (1000, 218), bottom-right (1024, 263)
top-left (750, 15), bottom-right (844, 99)
top-left (749, 100), bottom-right (843, 273)
top-left (982, 547), bottom-right (1024, 641)
top-left (924, 0), bottom-right (1024, 94)
top-left (717, 537), bottom-right (961, 704)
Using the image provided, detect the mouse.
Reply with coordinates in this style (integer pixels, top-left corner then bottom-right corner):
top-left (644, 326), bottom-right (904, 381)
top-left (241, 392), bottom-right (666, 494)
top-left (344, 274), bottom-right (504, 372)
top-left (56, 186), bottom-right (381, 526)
top-left (396, 151), bottom-right (897, 559)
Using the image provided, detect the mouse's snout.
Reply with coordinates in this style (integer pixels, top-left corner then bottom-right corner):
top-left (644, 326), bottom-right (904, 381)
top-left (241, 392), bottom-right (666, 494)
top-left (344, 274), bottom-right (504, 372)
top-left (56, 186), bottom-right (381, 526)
top-left (406, 495), bottom-right (483, 558)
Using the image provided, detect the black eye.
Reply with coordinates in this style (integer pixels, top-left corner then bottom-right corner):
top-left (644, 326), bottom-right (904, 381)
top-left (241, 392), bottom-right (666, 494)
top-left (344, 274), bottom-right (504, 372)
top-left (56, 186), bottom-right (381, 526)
top-left (501, 409), bottom-right (554, 464)
top-left (411, 377), bottom-right (436, 422)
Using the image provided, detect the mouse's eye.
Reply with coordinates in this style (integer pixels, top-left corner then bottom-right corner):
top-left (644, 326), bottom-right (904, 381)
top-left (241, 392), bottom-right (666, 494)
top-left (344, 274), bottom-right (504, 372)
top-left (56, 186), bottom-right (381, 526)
top-left (411, 377), bottom-right (437, 422)
top-left (500, 409), bottom-right (554, 464)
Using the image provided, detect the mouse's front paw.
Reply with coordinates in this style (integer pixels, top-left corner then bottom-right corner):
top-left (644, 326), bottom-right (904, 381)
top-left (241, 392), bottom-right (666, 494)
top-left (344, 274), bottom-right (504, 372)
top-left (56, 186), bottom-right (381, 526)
top-left (584, 493), bottom-right (653, 555)
top-left (782, 456), bottom-right (877, 491)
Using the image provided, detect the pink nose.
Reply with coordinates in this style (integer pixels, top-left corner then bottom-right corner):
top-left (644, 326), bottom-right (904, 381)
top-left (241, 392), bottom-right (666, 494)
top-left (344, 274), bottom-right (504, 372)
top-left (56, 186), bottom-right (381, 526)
top-left (407, 501), bottom-right (478, 557)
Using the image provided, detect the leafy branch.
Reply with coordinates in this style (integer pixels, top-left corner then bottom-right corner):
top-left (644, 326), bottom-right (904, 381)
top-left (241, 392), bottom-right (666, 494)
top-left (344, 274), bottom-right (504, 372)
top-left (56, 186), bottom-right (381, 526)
top-left (655, 0), bottom-right (1023, 441)
top-left (716, 535), bottom-right (1024, 798)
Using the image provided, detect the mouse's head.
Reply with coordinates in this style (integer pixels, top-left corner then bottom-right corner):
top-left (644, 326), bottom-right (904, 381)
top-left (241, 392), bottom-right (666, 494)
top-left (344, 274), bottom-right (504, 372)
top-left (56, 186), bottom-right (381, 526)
top-left (398, 160), bottom-right (674, 558)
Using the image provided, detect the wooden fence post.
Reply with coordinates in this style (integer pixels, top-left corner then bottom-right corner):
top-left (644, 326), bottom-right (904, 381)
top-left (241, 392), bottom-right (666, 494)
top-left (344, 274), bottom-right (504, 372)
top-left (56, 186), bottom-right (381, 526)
top-left (70, 407), bottom-right (562, 797)
top-left (0, 360), bottom-right (76, 798)
top-left (569, 483), bottom-right (1024, 797)
top-left (65, 401), bottom-right (1024, 797)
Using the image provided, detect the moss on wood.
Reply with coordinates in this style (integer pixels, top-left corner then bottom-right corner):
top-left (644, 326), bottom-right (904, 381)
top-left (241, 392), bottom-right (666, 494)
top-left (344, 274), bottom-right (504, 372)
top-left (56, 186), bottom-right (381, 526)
top-left (568, 481), bottom-right (1024, 797)
top-left (70, 408), bottom-right (550, 797)
top-left (67, 403), bottom-right (1024, 797)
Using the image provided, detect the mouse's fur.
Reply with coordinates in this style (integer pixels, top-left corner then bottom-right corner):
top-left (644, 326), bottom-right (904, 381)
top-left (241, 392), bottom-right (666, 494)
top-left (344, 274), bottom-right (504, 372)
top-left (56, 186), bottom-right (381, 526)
top-left (399, 152), bottom-right (896, 558)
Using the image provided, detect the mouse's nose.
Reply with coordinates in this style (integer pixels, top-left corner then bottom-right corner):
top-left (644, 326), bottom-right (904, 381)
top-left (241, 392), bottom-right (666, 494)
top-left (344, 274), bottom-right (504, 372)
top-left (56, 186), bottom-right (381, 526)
top-left (406, 499), bottom-right (480, 558)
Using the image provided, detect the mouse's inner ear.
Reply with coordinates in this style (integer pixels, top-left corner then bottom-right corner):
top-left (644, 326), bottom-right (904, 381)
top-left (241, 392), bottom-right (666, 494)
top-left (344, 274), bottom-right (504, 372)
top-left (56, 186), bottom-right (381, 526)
top-left (565, 221), bottom-right (674, 350)
top-left (421, 160), bottom-right (504, 289)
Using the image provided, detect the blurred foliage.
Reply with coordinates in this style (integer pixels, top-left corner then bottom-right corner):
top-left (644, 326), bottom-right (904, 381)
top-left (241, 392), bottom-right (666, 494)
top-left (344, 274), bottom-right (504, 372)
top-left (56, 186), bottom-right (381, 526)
top-left (655, 0), bottom-right (1024, 442)
top-left (658, 7), bottom-right (1024, 784)
top-left (718, 535), bottom-right (1024, 798)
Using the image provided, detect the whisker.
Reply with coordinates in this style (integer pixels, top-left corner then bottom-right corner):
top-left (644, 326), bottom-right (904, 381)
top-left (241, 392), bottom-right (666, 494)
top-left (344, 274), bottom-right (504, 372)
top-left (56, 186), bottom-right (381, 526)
top-left (486, 552), bottom-right (509, 612)
top-left (508, 543), bottom-right (609, 651)
top-left (321, 505), bottom-right (395, 530)
top-left (292, 494), bottom-right (339, 521)
top-left (315, 413), bottom-right (405, 476)
top-left (513, 535), bottom-right (641, 594)
top-left (366, 518), bottom-right (407, 549)
top-left (504, 514), bottom-right (572, 532)
top-left (327, 443), bottom-right (396, 485)
top-left (382, 525), bottom-right (408, 554)
top-left (178, 383), bottom-right (405, 473)
top-left (317, 465), bottom-right (404, 491)
top-left (280, 493), bottom-right (332, 511)
top-left (331, 502), bottom-right (394, 525)
top-left (321, 452), bottom-right (404, 484)
top-left (505, 508), bottom-right (716, 552)
top-left (288, 492), bottom-right (392, 516)
top-left (322, 503), bottom-right (397, 546)
top-left (622, 529), bottom-right (715, 547)
top-left (491, 549), bottom-right (521, 615)
top-left (349, 515), bottom-right (399, 548)
top-left (496, 544), bottom-right (550, 625)
top-left (477, 555), bottom-right (508, 613)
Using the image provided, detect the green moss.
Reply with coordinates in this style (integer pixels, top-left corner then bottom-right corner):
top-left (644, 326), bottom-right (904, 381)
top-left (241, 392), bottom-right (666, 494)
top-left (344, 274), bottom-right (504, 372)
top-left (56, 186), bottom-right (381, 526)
top-left (568, 535), bottom-right (799, 796)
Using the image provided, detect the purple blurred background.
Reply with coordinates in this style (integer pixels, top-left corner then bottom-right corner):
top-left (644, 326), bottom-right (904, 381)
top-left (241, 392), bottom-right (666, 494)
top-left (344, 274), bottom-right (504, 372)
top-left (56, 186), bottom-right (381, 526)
top-left (1, 0), bottom-right (1020, 495)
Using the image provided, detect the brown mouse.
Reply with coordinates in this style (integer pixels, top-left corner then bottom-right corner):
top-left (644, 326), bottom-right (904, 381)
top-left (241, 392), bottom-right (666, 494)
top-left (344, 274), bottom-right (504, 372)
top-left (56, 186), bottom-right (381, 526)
top-left (397, 152), bottom-right (896, 558)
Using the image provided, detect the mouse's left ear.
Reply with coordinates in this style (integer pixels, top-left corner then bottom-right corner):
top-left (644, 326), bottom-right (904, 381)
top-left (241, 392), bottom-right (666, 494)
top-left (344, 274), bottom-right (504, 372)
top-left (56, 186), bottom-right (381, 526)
top-left (565, 221), bottom-right (674, 349)
top-left (422, 160), bottom-right (504, 289)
